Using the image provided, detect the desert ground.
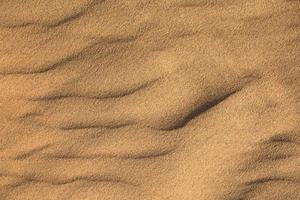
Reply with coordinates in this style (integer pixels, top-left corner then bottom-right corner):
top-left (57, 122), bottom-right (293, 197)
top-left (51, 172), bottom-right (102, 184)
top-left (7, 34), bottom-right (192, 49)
top-left (0, 0), bottom-right (299, 199)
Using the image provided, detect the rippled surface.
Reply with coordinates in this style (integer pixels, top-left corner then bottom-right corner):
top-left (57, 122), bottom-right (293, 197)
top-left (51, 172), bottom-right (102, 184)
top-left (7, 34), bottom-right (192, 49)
top-left (0, 0), bottom-right (299, 199)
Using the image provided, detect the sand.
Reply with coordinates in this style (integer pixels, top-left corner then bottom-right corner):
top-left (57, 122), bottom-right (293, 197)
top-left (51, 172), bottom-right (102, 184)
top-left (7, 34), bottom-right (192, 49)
top-left (0, 0), bottom-right (299, 199)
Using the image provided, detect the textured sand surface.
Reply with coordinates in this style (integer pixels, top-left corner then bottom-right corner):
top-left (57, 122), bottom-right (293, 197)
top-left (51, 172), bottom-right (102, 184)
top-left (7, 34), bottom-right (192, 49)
top-left (0, 0), bottom-right (299, 199)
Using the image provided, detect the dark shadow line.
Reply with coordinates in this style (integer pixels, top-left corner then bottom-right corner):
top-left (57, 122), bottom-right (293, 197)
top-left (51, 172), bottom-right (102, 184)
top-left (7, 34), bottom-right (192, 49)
top-left (0, 33), bottom-right (139, 76)
top-left (160, 89), bottom-right (239, 131)
top-left (0, 173), bottom-right (137, 187)
top-left (231, 176), bottom-right (299, 200)
top-left (45, 146), bottom-right (177, 161)
top-left (59, 123), bottom-right (132, 131)
top-left (0, 54), bottom-right (78, 76)
top-left (245, 176), bottom-right (298, 186)
top-left (120, 148), bottom-right (177, 160)
top-left (266, 132), bottom-right (299, 144)
top-left (14, 145), bottom-right (52, 160)
top-left (30, 78), bottom-right (160, 101)
top-left (47, 0), bottom-right (106, 28)
top-left (0, 22), bottom-right (34, 29)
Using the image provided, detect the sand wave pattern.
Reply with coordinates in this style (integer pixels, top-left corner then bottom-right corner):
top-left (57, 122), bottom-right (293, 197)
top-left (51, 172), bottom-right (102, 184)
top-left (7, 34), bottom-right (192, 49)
top-left (0, 0), bottom-right (300, 199)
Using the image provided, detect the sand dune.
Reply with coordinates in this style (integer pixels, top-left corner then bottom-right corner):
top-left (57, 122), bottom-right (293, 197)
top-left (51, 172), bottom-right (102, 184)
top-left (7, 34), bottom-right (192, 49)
top-left (0, 0), bottom-right (299, 199)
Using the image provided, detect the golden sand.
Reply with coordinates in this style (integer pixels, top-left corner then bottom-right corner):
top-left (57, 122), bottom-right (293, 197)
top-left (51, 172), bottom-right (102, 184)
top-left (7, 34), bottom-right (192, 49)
top-left (0, 1), bottom-right (299, 199)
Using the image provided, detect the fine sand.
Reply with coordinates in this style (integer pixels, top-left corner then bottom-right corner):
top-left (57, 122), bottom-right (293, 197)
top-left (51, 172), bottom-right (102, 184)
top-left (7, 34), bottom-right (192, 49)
top-left (0, 1), bottom-right (299, 200)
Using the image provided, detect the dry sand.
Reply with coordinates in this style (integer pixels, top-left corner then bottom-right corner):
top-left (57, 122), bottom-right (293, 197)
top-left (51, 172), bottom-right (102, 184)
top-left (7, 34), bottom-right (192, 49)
top-left (0, 0), bottom-right (299, 199)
